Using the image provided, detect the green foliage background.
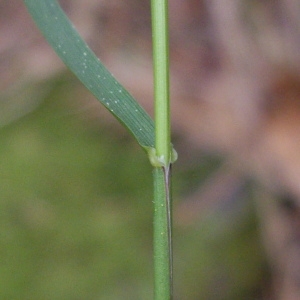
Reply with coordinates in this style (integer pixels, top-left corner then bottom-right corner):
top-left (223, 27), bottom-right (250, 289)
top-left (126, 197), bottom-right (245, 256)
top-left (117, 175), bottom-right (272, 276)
top-left (0, 75), bottom-right (265, 299)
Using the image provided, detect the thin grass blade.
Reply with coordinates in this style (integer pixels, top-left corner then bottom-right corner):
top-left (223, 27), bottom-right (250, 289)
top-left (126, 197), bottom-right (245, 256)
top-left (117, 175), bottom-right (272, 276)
top-left (23, 0), bottom-right (155, 149)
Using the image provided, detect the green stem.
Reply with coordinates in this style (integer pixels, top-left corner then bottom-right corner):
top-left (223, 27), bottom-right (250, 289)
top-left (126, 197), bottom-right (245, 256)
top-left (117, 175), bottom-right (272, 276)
top-left (153, 167), bottom-right (172, 300)
top-left (151, 0), bottom-right (170, 165)
top-left (151, 0), bottom-right (172, 299)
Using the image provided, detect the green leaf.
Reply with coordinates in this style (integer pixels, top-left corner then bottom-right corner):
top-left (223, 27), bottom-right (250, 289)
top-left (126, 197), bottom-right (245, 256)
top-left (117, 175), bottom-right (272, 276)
top-left (23, 0), bottom-right (155, 150)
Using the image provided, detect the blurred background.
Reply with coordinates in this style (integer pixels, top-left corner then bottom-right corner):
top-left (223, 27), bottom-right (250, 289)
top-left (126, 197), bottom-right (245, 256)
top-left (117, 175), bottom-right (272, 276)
top-left (1, 0), bottom-right (300, 299)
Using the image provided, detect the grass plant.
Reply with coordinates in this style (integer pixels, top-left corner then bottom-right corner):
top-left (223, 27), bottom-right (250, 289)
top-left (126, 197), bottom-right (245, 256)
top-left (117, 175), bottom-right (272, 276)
top-left (151, 0), bottom-right (174, 298)
top-left (24, 0), bottom-right (175, 298)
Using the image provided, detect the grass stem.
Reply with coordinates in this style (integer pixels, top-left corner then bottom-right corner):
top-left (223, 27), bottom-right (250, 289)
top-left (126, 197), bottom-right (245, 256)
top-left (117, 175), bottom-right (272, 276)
top-left (151, 0), bottom-right (173, 299)
top-left (151, 0), bottom-right (170, 165)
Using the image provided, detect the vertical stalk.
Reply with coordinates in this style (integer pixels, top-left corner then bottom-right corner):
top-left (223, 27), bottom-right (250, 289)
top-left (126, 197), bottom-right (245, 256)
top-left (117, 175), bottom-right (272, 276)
top-left (151, 0), bottom-right (172, 299)
top-left (153, 167), bottom-right (172, 300)
top-left (151, 0), bottom-right (170, 163)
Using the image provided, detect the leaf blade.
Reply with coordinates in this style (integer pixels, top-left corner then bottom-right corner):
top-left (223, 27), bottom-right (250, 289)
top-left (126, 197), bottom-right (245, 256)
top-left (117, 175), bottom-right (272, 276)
top-left (23, 0), bottom-right (155, 149)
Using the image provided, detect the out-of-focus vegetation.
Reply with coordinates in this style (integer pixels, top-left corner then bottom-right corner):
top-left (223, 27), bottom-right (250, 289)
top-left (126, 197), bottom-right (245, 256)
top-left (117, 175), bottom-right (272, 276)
top-left (0, 74), bottom-right (266, 299)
